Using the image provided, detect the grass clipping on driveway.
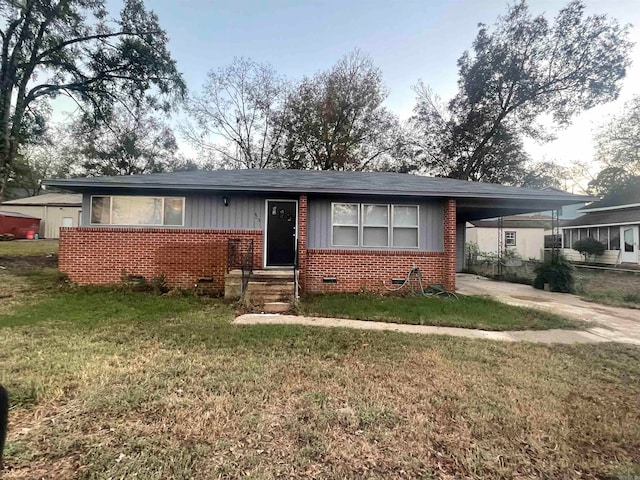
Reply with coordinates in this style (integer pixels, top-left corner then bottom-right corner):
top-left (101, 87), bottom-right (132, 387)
top-left (301, 292), bottom-right (583, 331)
top-left (1, 269), bottom-right (638, 479)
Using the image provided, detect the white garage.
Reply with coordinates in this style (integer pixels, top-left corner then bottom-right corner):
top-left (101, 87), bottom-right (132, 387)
top-left (1, 193), bottom-right (82, 239)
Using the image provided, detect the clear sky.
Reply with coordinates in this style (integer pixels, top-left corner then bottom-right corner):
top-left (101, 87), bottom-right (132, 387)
top-left (119, 0), bottom-right (640, 178)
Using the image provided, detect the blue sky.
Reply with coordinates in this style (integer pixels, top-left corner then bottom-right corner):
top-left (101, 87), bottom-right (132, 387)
top-left (113, 0), bottom-right (640, 178)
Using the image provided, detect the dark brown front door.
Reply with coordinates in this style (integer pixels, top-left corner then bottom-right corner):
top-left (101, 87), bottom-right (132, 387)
top-left (266, 200), bottom-right (297, 267)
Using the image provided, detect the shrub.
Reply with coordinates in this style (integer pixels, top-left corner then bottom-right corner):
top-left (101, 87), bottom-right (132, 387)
top-left (533, 256), bottom-right (575, 293)
top-left (572, 237), bottom-right (606, 262)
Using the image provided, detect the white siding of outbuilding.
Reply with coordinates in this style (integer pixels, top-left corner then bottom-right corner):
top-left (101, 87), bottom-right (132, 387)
top-left (0, 205), bottom-right (81, 238)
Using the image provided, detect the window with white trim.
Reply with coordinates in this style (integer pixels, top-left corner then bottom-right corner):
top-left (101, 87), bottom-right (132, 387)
top-left (90, 196), bottom-right (185, 226)
top-left (332, 203), bottom-right (359, 246)
top-left (505, 231), bottom-right (516, 246)
top-left (362, 204), bottom-right (389, 247)
top-left (392, 205), bottom-right (419, 248)
top-left (331, 202), bottom-right (419, 248)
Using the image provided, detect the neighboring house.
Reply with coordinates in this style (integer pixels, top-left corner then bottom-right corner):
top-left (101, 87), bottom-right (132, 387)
top-left (466, 215), bottom-right (552, 260)
top-left (1, 193), bottom-right (82, 239)
top-left (0, 211), bottom-right (41, 239)
top-left (44, 170), bottom-right (590, 295)
top-left (561, 183), bottom-right (640, 265)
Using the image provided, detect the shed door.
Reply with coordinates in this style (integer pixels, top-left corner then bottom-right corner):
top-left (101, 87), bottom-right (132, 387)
top-left (265, 200), bottom-right (297, 267)
top-left (62, 217), bottom-right (73, 227)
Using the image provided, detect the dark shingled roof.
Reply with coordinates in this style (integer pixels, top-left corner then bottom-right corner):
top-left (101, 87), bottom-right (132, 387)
top-left (44, 169), bottom-right (591, 202)
top-left (581, 178), bottom-right (640, 211)
top-left (470, 215), bottom-right (552, 229)
top-left (563, 208), bottom-right (640, 227)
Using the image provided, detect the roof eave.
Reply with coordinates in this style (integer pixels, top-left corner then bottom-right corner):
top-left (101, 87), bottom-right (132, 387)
top-left (42, 179), bottom-right (594, 203)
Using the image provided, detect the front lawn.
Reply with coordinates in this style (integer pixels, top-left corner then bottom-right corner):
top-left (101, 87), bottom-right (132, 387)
top-left (0, 239), bottom-right (58, 256)
top-left (1, 269), bottom-right (639, 479)
top-left (301, 292), bottom-right (583, 331)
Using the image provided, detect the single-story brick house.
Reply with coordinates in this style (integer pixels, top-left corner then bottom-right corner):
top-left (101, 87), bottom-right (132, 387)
top-left (44, 170), bottom-right (590, 295)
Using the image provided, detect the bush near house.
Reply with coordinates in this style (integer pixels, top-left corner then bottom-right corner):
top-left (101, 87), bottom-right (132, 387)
top-left (533, 256), bottom-right (575, 293)
top-left (572, 237), bottom-right (606, 263)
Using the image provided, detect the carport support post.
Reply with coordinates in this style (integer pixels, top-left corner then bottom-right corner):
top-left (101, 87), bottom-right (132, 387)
top-left (444, 199), bottom-right (457, 291)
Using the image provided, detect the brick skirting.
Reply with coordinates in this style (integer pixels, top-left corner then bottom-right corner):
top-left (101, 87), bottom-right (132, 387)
top-left (59, 227), bottom-right (262, 291)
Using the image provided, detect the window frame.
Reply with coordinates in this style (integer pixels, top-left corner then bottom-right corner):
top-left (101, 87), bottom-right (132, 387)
top-left (89, 195), bottom-right (186, 227)
top-left (391, 204), bottom-right (420, 249)
top-left (361, 203), bottom-right (390, 247)
top-left (330, 202), bottom-right (420, 249)
top-left (505, 231), bottom-right (517, 247)
top-left (331, 202), bottom-right (360, 247)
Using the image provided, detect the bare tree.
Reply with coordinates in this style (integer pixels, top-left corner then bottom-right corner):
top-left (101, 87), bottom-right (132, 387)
top-left (184, 58), bottom-right (289, 169)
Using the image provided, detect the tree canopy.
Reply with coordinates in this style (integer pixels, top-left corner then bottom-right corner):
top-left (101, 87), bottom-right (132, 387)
top-left (282, 50), bottom-right (400, 171)
top-left (411, 0), bottom-right (632, 184)
top-left (589, 95), bottom-right (640, 195)
top-left (0, 0), bottom-right (184, 200)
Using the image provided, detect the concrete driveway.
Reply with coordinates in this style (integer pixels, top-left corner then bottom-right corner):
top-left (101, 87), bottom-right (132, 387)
top-left (456, 273), bottom-right (640, 345)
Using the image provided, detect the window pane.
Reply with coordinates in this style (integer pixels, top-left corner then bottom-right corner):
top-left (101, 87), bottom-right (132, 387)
top-left (112, 197), bottom-right (162, 225)
top-left (588, 227), bottom-right (598, 239)
top-left (333, 204), bottom-right (358, 225)
top-left (363, 227), bottom-right (388, 246)
top-left (598, 227), bottom-right (609, 249)
top-left (164, 198), bottom-right (184, 225)
top-left (393, 206), bottom-right (418, 227)
top-left (610, 228), bottom-right (620, 250)
top-left (563, 230), bottom-right (571, 249)
top-left (393, 227), bottom-right (418, 248)
top-left (333, 226), bottom-right (358, 246)
top-left (91, 197), bottom-right (110, 224)
top-left (362, 205), bottom-right (388, 226)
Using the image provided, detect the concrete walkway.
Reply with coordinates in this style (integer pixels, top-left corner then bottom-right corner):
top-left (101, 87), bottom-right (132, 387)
top-left (456, 273), bottom-right (640, 345)
top-left (234, 314), bottom-right (608, 344)
top-left (234, 274), bottom-right (640, 345)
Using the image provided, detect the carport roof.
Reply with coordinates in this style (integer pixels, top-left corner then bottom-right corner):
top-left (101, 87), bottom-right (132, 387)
top-left (44, 169), bottom-right (594, 221)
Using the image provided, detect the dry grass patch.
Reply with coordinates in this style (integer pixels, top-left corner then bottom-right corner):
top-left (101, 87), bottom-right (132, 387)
top-left (575, 269), bottom-right (640, 308)
top-left (0, 270), bottom-right (639, 479)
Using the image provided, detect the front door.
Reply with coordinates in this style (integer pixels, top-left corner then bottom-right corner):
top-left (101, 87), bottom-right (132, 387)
top-left (620, 226), bottom-right (639, 263)
top-left (265, 200), bottom-right (297, 267)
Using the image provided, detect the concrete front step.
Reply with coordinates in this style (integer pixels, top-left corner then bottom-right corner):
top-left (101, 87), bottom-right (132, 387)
top-left (225, 269), bottom-right (296, 301)
top-left (262, 302), bottom-right (291, 313)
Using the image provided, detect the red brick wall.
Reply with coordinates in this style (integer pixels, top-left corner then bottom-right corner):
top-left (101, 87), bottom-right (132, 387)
top-left (304, 249), bottom-right (450, 293)
top-left (59, 227), bottom-right (262, 291)
top-left (297, 195), bottom-right (308, 290)
top-left (301, 199), bottom-right (457, 293)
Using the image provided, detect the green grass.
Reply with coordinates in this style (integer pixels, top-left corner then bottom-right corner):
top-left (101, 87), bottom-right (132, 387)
top-left (301, 292), bottom-right (583, 331)
top-left (0, 239), bottom-right (58, 256)
top-left (1, 269), bottom-right (639, 479)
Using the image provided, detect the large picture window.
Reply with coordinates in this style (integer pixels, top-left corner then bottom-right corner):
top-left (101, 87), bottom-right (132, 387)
top-left (90, 196), bottom-right (185, 226)
top-left (331, 202), bottom-right (419, 248)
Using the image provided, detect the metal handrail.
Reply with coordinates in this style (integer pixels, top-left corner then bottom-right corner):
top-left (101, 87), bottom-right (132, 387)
top-left (293, 238), bottom-right (300, 300)
top-left (227, 238), bottom-right (254, 295)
